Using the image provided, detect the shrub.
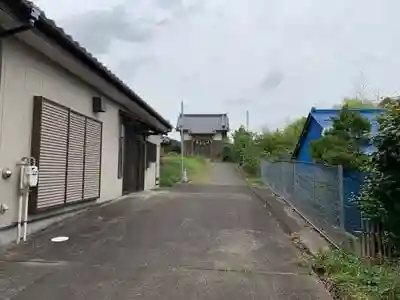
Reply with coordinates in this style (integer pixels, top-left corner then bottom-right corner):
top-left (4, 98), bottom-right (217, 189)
top-left (313, 250), bottom-right (400, 299)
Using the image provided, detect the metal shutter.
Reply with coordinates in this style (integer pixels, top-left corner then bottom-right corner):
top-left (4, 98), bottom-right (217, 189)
top-left (31, 97), bottom-right (103, 213)
top-left (66, 112), bottom-right (85, 203)
top-left (83, 118), bottom-right (102, 200)
top-left (36, 101), bottom-right (69, 209)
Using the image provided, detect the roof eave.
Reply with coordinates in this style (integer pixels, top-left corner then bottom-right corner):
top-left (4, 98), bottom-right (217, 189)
top-left (6, 0), bottom-right (172, 131)
top-left (291, 113), bottom-right (313, 159)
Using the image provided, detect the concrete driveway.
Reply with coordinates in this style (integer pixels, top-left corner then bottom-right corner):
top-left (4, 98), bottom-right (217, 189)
top-left (0, 163), bottom-right (331, 299)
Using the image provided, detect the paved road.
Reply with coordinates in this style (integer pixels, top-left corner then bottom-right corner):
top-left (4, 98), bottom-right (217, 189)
top-left (0, 163), bottom-right (331, 299)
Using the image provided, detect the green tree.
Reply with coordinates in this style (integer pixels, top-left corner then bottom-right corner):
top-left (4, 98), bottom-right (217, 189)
top-left (358, 103), bottom-right (400, 250)
top-left (229, 117), bottom-right (306, 176)
top-left (333, 97), bottom-right (376, 109)
top-left (254, 117), bottom-right (306, 159)
top-left (378, 97), bottom-right (398, 108)
top-left (310, 105), bottom-right (371, 170)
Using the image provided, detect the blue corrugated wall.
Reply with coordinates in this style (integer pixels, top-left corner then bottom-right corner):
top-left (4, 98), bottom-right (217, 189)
top-left (297, 118), bottom-right (323, 162)
top-left (343, 171), bottom-right (364, 234)
top-left (293, 113), bottom-right (369, 236)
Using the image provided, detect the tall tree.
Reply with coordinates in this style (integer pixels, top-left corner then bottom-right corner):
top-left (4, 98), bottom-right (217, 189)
top-left (358, 103), bottom-right (400, 251)
top-left (310, 105), bottom-right (371, 170)
top-left (378, 97), bottom-right (399, 108)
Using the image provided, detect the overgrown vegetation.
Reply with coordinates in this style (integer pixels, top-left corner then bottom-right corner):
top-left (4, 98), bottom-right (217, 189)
top-left (161, 137), bottom-right (181, 154)
top-left (230, 117), bottom-right (306, 175)
top-left (357, 103), bottom-right (400, 252)
top-left (310, 105), bottom-right (372, 171)
top-left (229, 97), bottom-right (378, 176)
top-left (312, 250), bottom-right (400, 299)
top-left (160, 154), bottom-right (209, 187)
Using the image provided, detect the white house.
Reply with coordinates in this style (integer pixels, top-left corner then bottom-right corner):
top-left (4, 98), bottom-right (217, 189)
top-left (0, 0), bottom-right (171, 245)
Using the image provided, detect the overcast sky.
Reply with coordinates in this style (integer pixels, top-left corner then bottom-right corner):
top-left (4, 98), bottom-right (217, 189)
top-left (33, 0), bottom-right (400, 137)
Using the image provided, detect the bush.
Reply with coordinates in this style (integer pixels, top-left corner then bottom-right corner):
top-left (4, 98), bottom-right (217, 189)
top-left (310, 105), bottom-right (371, 171)
top-left (159, 156), bottom-right (182, 187)
top-left (230, 119), bottom-right (305, 176)
top-left (221, 142), bottom-right (234, 162)
top-left (358, 103), bottom-right (400, 251)
top-left (313, 250), bottom-right (400, 299)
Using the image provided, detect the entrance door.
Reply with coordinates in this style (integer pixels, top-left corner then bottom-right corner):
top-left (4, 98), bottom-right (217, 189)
top-left (122, 125), bottom-right (145, 194)
top-left (193, 139), bottom-right (212, 158)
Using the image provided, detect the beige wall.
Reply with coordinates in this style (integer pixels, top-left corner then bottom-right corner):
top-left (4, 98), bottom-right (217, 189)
top-left (0, 38), bottom-right (122, 227)
top-left (184, 132), bottom-right (223, 141)
top-left (183, 132), bottom-right (192, 140)
top-left (213, 133), bottom-right (222, 140)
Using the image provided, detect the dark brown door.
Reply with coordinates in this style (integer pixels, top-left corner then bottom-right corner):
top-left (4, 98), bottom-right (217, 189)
top-left (122, 125), bottom-right (145, 194)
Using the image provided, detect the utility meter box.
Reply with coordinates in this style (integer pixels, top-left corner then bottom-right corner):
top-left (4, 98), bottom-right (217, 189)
top-left (25, 166), bottom-right (39, 187)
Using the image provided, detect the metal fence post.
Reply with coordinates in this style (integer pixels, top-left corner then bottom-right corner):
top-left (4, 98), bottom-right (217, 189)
top-left (338, 164), bottom-right (345, 230)
top-left (312, 166), bottom-right (316, 203)
top-left (292, 162), bottom-right (296, 198)
top-left (260, 160), bottom-right (264, 178)
top-left (280, 162), bottom-right (284, 194)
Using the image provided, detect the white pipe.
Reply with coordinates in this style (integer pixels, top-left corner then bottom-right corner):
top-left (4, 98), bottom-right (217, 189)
top-left (16, 165), bottom-right (24, 244)
top-left (23, 187), bottom-right (29, 241)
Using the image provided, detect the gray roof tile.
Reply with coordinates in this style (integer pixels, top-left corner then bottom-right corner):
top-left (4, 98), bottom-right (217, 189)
top-left (5, 0), bottom-right (172, 131)
top-left (177, 114), bottom-right (229, 134)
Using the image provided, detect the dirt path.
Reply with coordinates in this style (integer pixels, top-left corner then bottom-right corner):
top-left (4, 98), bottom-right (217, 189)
top-left (0, 164), bottom-right (332, 299)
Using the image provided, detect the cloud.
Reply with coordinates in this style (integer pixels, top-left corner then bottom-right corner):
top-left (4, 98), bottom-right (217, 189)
top-left (55, 0), bottom-right (204, 56)
top-left (33, 0), bottom-right (400, 135)
top-left (260, 70), bottom-right (285, 91)
top-left (61, 5), bottom-right (158, 54)
top-left (112, 55), bottom-right (157, 81)
top-left (153, 0), bottom-right (183, 10)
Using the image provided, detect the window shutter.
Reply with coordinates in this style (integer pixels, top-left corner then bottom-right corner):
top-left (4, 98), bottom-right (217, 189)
top-left (83, 118), bottom-right (102, 200)
top-left (66, 112), bottom-right (85, 203)
top-left (36, 100), bottom-right (69, 209)
top-left (31, 97), bottom-right (103, 212)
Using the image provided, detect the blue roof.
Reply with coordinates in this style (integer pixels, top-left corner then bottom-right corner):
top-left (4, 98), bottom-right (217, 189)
top-left (310, 107), bottom-right (384, 136)
top-left (292, 107), bottom-right (385, 158)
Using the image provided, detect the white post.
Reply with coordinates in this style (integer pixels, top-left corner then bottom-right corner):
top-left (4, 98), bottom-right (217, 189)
top-left (180, 101), bottom-right (188, 183)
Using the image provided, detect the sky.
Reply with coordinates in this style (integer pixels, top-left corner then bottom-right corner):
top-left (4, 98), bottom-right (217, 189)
top-left (33, 0), bottom-right (400, 138)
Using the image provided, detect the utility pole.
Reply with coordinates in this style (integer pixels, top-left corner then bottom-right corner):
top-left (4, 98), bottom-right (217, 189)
top-left (246, 110), bottom-right (249, 131)
top-left (180, 101), bottom-right (188, 183)
top-left (243, 110), bottom-right (250, 167)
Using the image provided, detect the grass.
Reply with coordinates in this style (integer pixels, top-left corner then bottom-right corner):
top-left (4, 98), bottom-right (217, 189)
top-left (312, 250), bottom-right (400, 299)
top-left (247, 175), bottom-right (264, 186)
top-left (239, 166), bottom-right (264, 186)
top-left (160, 154), bottom-right (210, 187)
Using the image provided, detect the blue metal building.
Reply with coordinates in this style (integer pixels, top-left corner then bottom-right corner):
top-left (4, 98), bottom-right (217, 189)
top-left (291, 107), bottom-right (384, 234)
top-left (292, 107), bottom-right (384, 162)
